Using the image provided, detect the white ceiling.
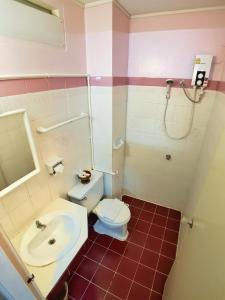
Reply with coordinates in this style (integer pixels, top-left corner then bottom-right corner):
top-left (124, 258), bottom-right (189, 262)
top-left (84, 0), bottom-right (225, 15)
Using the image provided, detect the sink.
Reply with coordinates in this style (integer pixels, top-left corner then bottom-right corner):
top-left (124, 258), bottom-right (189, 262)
top-left (20, 211), bottom-right (80, 266)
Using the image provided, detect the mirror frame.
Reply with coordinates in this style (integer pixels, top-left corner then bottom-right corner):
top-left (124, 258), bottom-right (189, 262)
top-left (0, 109), bottom-right (40, 198)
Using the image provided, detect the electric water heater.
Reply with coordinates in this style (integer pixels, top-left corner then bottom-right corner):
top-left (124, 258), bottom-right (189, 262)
top-left (191, 55), bottom-right (213, 87)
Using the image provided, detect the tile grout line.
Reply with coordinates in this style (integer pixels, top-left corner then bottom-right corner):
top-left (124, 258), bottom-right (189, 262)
top-left (99, 237), bottom-right (122, 300)
top-left (67, 198), bottom-right (180, 300)
top-left (67, 235), bottom-right (97, 281)
top-left (151, 207), bottom-right (170, 296)
top-left (86, 225), bottom-right (176, 273)
top-left (103, 238), bottom-right (131, 299)
top-left (76, 254), bottom-right (168, 291)
top-left (103, 198), bottom-right (142, 299)
top-left (80, 230), bottom-right (115, 300)
top-left (68, 229), bottom-right (111, 299)
top-left (131, 208), bottom-right (180, 233)
top-left (125, 203), bottom-right (157, 300)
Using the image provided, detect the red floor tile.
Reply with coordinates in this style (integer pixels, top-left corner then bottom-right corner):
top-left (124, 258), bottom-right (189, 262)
top-left (143, 202), bottom-right (156, 213)
top-left (127, 282), bottom-right (151, 300)
top-left (157, 255), bottom-right (174, 275)
top-left (101, 249), bottom-right (122, 271)
top-left (124, 242), bottom-right (143, 261)
top-left (153, 215), bottom-right (167, 227)
top-left (140, 249), bottom-right (159, 269)
top-left (167, 219), bottom-right (180, 231)
top-left (164, 229), bottom-right (179, 244)
top-left (122, 195), bottom-right (133, 205)
top-left (86, 243), bottom-right (107, 263)
top-left (82, 283), bottom-right (106, 300)
top-left (68, 274), bottom-right (89, 300)
top-left (129, 230), bottom-right (147, 247)
top-left (135, 219), bottom-right (150, 234)
top-left (77, 240), bottom-right (93, 259)
top-left (48, 270), bottom-right (69, 300)
top-left (155, 205), bottom-right (169, 217)
top-left (169, 209), bottom-right (181, 220)
top-left (109, 274), bottom-right (132, 299)
top-left (88, 227), bottom-right (99, 241)
top-left (92, 265), bottom-right (114, 290)
top-left (150, 291), bottom-right (163, 300)
top-left (104, 293), bottom-right (120, 300)
top-left (130, 206), bottom-right (142, 218)
top-left (81, 239), bottom-right (94, 255)
top-left (153, 272), bottom-right (167, 294)
top-left (128, 217), bottom-right (138, 230)
top-left (131, 198), bottom-right (145, 209)
top-left (145, 236), bottom-right (162, 253)
top-left (109, 239), bottom-right (127, 254)
top-left (117, 257), bottom-right (138, 279)
top-left (134, 264), bottom-right (155, 288)
top-left (95, 235), bottom-right (113, 248)
top-left (149, 224), bottom-right (165, 239)
top-left (68, 197), bottom-right (180, 300)
top-left (161, 241), bottom-right (177, 259)
top-left (139, 210), bottom-right (154, 223)
top-left (68, 252), bottom-right (83, 274)
top-left (76, 257), bottom-right (99, 280)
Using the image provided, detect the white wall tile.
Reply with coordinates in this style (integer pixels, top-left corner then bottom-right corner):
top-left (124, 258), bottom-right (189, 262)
top-left (124, 86), bottom-right (216, 211)
top-left (0, 87), bottom-right (91, 238)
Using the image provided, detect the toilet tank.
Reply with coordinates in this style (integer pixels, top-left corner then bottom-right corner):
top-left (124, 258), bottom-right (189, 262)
top-left (68, 171), bottom-right (103, 213)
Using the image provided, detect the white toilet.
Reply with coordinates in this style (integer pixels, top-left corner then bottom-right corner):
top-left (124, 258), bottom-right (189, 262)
top-left (68, 171), bottom-right (131, 241)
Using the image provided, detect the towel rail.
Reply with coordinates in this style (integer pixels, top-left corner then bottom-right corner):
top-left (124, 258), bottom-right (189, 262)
top-left (36, 112), bottom-right (88, 133)
top-left (94, 169), bottom-right (119, 176)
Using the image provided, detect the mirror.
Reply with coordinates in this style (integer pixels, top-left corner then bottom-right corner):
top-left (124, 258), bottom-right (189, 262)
top-left (0, 109), bottom-right (40, 197)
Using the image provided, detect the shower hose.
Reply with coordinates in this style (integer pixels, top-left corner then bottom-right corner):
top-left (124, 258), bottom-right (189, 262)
top-left (163, 80), bottom-right (205, 140)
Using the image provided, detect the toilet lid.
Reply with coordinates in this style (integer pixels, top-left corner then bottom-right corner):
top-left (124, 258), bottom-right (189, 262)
top-left (96, 198), bottom-right (131, 225)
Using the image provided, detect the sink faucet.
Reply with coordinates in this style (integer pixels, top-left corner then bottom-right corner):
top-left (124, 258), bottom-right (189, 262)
top-left (35, 220), bottom-right (47, 230)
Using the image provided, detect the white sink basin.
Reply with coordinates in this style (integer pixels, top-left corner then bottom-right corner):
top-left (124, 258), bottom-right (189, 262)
top-left (20, 211), bottom-right (80, 267)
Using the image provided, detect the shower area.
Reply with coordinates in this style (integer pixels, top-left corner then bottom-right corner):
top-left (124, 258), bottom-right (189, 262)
top-left (123, 18), bottom-right (225, 213)
top-left (87, 6), bottom-right (225, 297)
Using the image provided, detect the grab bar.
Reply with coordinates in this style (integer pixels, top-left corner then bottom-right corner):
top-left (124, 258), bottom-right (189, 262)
top-left (36, 112), bottom-right (88, 133)
top-left (113, 138), bottom-right (124, 150)
top-left (94, 169), bottom-right (119, 176)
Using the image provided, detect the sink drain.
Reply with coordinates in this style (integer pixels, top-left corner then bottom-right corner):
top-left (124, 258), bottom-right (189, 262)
top-left (48, 238), bottom-right (56, 245)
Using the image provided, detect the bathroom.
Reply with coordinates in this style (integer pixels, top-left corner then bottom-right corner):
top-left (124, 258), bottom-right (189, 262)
top-left (0, 0), bottom-right (225, 299)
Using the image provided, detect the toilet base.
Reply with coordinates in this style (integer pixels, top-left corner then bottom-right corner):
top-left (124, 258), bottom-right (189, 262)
top-left (94, 220), bottom-right (129, 241)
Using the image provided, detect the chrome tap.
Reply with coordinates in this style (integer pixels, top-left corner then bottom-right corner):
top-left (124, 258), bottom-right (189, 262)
top-left (35, 220), bottom-right (47, 230)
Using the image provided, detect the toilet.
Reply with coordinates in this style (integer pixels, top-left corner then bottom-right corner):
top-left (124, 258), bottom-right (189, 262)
top-left (68, 171), bottom-right (131, 241)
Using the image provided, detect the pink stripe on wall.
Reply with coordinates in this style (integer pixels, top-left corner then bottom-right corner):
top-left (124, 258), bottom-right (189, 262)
top-left (218, 81), bottom-right (225, 93)
top-left (90, 76), bottom-right (221, 90)
top-left (127, 77), bottom-right (219, 90)
top-left (0, 77), bottom-right (87, 97)
top-left (90, 76), bottom-right (113, 86)
top-left (0, 76), bottom-right (224, 97)
top-left (90, 76), bottom-right (128, 86)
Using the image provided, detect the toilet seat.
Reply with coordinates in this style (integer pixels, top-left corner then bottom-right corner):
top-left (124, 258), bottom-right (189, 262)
top-left (95, 198), bottom-right (131, 226)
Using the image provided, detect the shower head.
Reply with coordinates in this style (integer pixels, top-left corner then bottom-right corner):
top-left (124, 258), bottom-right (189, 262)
top-left (166, 79), bottom-right (174, 86)
top-left (165, 79), bottom-right (174, 100)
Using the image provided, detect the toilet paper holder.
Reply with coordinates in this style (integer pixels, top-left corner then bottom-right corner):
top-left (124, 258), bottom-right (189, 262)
top-left (45, 156), bottom-right (64, 175)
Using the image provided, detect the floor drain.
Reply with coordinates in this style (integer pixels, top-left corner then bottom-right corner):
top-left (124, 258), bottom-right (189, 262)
top-left (48, 238), bottom-right (56, 245)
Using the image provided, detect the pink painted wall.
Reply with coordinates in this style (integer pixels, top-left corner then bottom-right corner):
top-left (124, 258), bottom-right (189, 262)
top-left (0, 0), bottom-right (86, 75)
top-left (129, 9), bottom-right (225, 80)
top-left (112, 4), bottom-right (129, 77)
top-left (85, 2), bottom-right (129, 78)
top-left (85, 3), bottom-right (113, 76)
